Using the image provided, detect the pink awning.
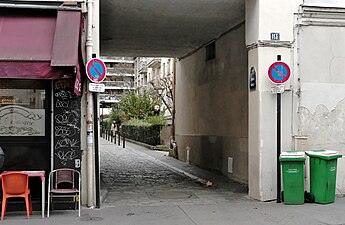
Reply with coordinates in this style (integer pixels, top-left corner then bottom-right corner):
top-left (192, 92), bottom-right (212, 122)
top-left (0, 15), bottom-right (56, 61)
top-left (0, 10), bottom-right (84, 96)
top-left (0, 62), bottom-right (74, 79)
top-left (51, 11), bottom-right (81, 67)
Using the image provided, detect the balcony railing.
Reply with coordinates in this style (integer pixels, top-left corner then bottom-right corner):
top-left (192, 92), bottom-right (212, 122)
top-left (101, 56), bottom-right (135, 63)
top-left (138, 67), bottom-right (147, 73)
top-left (103, 81), bottom-right (134, 89)
top-left (147, 58), bottom-right (161, 68)
top-left (106, 68), bottom-right (134, 75)
top-left (99, 93), bottom-right (122, 100)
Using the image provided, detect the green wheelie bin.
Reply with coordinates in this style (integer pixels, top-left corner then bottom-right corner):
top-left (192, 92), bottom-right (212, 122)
top-left (306, 150), bottom-right (342, 204)
top-left (279, 151), bottom-right (306, 205)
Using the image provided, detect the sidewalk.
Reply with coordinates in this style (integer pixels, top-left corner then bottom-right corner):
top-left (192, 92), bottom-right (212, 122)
top-left (4, 197), bottom-right (345, 225)
top-left (2, 139), bottom-right (345, 224)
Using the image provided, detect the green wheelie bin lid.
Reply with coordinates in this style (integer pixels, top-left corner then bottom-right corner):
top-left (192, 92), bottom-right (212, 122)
top-left (306, 150), bottom-right (342, 160)
top-left (279, 151), bottom-right (306, 161)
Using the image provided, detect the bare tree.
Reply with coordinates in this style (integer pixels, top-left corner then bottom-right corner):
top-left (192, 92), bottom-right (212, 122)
top-left (149, 75), bottom-right (173, 115)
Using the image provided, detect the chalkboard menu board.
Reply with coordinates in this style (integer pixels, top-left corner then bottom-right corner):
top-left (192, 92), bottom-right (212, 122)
top-left (53, 79), bottom-right (81, 170)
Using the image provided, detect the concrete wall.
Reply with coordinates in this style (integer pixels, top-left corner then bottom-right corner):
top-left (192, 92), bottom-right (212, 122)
top-left (175, 24), bottom-right (248, 183)
top-left (160, 125), bottom-right (172, 146)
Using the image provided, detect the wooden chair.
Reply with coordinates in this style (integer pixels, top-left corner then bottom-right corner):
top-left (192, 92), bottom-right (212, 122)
top-left (47, 168), bottom-right (80, 217)
top-left (1, 172), bottom-right (32, 220)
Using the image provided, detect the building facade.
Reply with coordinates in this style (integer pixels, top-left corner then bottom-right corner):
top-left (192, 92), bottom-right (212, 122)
top-left (176, 0), bottom-right (345, 202)
top-left (0, 0), bottom-right (100, 208)
top-left (134, 57), bottom-right (175, 123)
top-left (100, 57), bottom-right (135, 109)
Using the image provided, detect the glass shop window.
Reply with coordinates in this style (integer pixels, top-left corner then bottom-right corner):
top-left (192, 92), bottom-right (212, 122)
top-left (0, 80), bottom-right (46, 136)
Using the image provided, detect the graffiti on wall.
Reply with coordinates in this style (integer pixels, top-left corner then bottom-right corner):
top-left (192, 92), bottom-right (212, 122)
top-left (53, 79), bottom-right (81, 170)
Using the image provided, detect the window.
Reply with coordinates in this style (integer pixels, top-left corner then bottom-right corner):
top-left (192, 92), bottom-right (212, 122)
top-left (0, 80), bottom-right (46, 136)
top-left (205, 41), bottom-right (216, 61)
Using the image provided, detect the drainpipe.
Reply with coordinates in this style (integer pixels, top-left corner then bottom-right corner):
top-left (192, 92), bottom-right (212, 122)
top-left (172, 58), bottom-right (176, 139)
top-left (172, 58), bottom-right (177, 158)
top-left (86, 0), bottom-right (94, 208)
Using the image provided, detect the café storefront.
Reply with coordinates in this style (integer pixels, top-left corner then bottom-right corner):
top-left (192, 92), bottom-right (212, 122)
top-left (0, 5), bottom-right (85, 209)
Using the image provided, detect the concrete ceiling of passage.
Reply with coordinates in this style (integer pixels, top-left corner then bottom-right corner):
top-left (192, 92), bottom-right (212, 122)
top-left (100, 0), bottom-right (244, 58)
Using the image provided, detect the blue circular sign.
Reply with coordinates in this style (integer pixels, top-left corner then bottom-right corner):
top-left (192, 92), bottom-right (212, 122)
top-left (268, 62), bottom-right (291, 84)
top-left (86, 58), bottom-right (107, 82)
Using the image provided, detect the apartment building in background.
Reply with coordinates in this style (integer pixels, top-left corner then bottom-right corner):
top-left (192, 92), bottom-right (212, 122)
top-left (100, 57), bottom-right (135, 114)
top-left (134, 57), bottom-right (175, 124)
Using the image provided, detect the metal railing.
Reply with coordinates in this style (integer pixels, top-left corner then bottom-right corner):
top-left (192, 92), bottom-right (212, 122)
top-left (103, 81), bottom-right (134, 88)
top-left (99, 94), bottom-right (122, 102)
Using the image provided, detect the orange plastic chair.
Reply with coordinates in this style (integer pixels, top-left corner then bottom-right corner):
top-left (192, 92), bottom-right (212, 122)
top-left (1, 172), bottom-right (32, 220)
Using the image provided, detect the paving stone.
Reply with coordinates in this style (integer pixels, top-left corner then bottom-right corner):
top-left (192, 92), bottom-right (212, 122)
top-left (100, 138), bottom-right (248, 207)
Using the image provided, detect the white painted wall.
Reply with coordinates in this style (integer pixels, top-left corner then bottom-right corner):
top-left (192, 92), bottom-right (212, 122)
top-left (296, 12), bottom-right (345, 194)
top-left (248, 46), bottom-right (294, 201)
top-left (246, 0), bottom-right (302, 45)
top-left (247, 0), bottom-right (302, 201)
top-left (247, 0), bottom-right (345, 200)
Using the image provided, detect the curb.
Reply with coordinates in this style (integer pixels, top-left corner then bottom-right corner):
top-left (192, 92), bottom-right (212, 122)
top-left (100, 188), bottom-right (108, 203)
top-left (124, 138), bottom-right (169, 151)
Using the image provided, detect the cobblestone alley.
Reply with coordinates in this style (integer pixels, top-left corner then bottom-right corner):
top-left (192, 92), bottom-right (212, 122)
top-left (100, 138), bottom-right (248, 207)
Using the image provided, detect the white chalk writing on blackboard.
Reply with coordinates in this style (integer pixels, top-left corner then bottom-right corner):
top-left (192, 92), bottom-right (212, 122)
top-left (56, 100), bottom-right (68, 108)
top-left (55, 149), bottom-right (77, 166)
top-left (55, 90), bottom-right (74, 100)
top-left (54, 79), bottom-right (81, 168)
top-left (55, 126), bottom-right (76, 138)
top-left (55, 138), bottom-right (79, 149)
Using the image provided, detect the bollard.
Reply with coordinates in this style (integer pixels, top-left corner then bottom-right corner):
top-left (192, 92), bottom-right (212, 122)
top-left (105, 130), bottom-right (108, 140)
top-left (114, 131), bottom-right (117, 144)
top-left (186, 146), bottom-right (190, 164)
top-left (118, 131), bottom-right (120, 146)
top-left (122, 132), bottom-right (125, 148)
top-left (111, 131), bottom-right (113, 142)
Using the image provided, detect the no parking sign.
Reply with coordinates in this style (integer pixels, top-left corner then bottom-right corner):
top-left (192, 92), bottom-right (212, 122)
top-left (268, 62), bottom-right (290, 84)
top-left (86, 58), bottom-right (107, 83)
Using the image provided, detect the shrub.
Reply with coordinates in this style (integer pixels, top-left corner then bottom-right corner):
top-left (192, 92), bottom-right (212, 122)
top-left (122, 125), bottom-right (161, 145)
top-left (145, 116), bottom-right (167, 126)
top-left (124, 118), bottom-right (151, 127)
top-left (118, 90), bottom-right (160, 120)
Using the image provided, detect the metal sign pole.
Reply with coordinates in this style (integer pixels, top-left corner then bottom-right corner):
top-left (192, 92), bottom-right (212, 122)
top-left (267, 55), bottom-right (290, 204)
top-left (277, 92), bottom-right (282, 203)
